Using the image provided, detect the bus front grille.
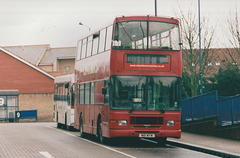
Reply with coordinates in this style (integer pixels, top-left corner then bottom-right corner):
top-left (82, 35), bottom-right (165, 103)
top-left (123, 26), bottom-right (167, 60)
top-left (130, 117), bottom-right (163, 125)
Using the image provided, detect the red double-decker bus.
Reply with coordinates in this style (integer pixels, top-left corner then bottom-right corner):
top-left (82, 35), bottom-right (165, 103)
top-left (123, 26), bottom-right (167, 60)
top-left (74, 15), bottom-right (182, 145)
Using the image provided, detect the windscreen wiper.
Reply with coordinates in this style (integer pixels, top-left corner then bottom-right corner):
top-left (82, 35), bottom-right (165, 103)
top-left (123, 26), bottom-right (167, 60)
top-left (159, 104), bottom-right (165, 113)
top-left (119, 22), bottom-right (137, 48)
top-left (129, 105), bottom-right (135, 113)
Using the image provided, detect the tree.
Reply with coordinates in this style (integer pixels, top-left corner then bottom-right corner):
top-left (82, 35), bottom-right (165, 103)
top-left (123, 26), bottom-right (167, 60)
top-left (220, 7), bottom-right (240, 69)
top-left (176, 6), bottom-right (216, 97)
top-left (215, 67), bottom-right (240, 96)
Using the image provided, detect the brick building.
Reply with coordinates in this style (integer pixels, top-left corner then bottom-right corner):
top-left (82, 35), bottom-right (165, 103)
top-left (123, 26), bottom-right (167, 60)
top-left (183, 48), bottom-right (240, 79)
top-left (38, 47), bottom-right (76, 76)
top-left (0, 47), bottom-right (55, 121)
top-left (3, 45), bottom-right (77, 77)
top-left (1, 45), bottom-right (77, 122)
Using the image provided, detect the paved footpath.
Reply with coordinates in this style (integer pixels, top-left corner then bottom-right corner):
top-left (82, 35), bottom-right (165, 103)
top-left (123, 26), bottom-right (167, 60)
top-left (169, 132), bottom-right (240, 156)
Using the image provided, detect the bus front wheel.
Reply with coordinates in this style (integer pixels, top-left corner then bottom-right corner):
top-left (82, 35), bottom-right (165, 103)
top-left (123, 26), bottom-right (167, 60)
top-left (97, 118), bottom-right (107, 144)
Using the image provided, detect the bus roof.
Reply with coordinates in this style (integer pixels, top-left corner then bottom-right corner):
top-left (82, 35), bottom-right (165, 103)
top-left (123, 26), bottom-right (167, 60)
top-left (54, 74), bottom-right (75, 84)
top-left (114, 15), bottom-right (179, 24)
top-left (77, 15), bottom-right (179, 41)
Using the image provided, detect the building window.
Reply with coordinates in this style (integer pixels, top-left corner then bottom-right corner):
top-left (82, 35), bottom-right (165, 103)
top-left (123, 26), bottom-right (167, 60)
top-left (79, 84), bottom-right (84, 104)
top-left (65, 66), bottom-right (70, 72)
top-left (99, 28), bottom-right (106, 53)
top-left (233, 61), bottom-right (237, 66)
top-left (85, 83), bottom-right (90, 104)
top-left (207, 62), bottom-right (212, 67)
top-left (92, 32), bottom-right (99, 55)
top-left (86, 36), bottom-right (93, 57)
top-left (81, 38), bottom-right (87, 59)
top-left (77, 40), bottom-right (82, 60)
top-left (105, 25), bottom-right (113, 50)
top-left (90, 82), bottom-right (95, 104)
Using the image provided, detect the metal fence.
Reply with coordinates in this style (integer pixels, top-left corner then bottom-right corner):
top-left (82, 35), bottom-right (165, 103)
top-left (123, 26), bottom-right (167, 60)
top-left (181, 91), bottom-right (218, 123)
top-left (217, 95), bottom-right (240, 126)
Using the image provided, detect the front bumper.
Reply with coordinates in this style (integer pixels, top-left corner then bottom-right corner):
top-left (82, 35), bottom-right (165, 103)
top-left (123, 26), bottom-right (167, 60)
top-left (108, 128), bottom-right (181, 138)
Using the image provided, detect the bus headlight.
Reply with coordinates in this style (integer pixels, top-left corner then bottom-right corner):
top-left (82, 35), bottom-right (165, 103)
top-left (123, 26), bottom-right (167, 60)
top-left (166, 120), bottom-right (175, 126)
top-left (119, 120), bottom-right (127, 126)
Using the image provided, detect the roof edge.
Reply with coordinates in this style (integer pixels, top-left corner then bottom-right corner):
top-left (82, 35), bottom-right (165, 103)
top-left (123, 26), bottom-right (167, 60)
top-left (0, 47), bottom-right (55, 80)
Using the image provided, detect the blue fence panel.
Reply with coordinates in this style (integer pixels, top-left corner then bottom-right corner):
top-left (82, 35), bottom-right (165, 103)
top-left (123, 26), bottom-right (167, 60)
top-left (181, 99), bottom-right (193, 122)
top-left (182, 91), bottom-right (240, 126)
top-left (217, 95), bottom-right (240, 126)
top-left (217, 99), bottom-right (232, 126)
top-left (204, 92), bottom-right (218, 117)
top-left (192, 96), bottom-right (204, 120)
top-left (181, 91), bottom-right (218, 123)
top-left (233, 97), bottom-right (240, 124)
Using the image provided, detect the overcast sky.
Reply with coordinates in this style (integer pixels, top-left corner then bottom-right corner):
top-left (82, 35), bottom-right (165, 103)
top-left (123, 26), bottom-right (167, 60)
top-left (0, 0), bottom-right (239, 48)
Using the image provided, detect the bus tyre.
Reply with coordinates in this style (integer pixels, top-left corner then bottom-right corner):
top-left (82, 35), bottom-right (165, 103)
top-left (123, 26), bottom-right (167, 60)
top-left (57, 123), bottom-right (61, 128)
top-left (79, 117), bottom-right (85, 138)
top-left (56, 112), bottom-right (60, 128)
top-left (65, 113), bottom-right (67, 130)
top-left (156, 137), bottom-right (167, 146)
top-left (98, 118), bottom-right (107, 144)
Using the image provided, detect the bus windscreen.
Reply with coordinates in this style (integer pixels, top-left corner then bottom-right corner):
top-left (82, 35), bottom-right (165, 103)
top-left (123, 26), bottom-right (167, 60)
top-left (110, 76), bottom-right (181, 111)
top-left (113, 21), bottom-right (181, 50)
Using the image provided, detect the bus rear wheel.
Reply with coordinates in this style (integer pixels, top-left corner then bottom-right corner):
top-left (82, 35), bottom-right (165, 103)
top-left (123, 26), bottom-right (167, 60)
top-left (79, 117), bottom-right (85, 138)
top-left (56, 112), bottom-right (61, 128)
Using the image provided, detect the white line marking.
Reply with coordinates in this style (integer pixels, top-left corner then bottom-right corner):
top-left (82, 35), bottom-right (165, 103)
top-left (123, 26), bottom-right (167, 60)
top-left (39, 151), bottom-right (54, 158)
top-left (141, 138), bottom-right (158, 144)
top-left (46, 126), bottom-right (136, 158)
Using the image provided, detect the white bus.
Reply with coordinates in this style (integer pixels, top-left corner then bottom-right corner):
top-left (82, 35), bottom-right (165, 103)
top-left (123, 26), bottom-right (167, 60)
top-left (53, 74), bottom-right (75, 130)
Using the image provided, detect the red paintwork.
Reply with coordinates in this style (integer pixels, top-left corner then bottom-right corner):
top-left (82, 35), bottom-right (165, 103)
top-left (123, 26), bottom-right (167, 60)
top-left (74, 16), bottom-right (182, 139)
top-left (107, 111), bottom-right (181, 138)
top-left (111, 49), bottom-right (181, 76)
top-left (0, 50), bottom-right (54, 94)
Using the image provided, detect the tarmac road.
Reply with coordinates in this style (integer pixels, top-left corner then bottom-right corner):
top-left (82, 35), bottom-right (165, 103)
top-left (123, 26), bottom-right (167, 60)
top-left (0, 122), bottom-right (218, 158)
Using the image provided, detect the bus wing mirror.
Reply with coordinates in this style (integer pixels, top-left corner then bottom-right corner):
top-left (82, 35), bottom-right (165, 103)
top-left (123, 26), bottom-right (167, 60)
top-left (102, 87), bottom-right (107, 95)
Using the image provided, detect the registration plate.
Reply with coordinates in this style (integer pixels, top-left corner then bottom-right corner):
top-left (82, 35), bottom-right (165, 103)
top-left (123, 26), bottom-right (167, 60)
top-left (139, 134), bottom-right (155, 138)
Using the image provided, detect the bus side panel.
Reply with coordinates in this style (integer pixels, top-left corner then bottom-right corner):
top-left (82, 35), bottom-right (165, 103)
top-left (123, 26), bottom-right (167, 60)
top-left (89, 105), bottom-right (95, 134)
top-left (100, 105), bottom-right (109, 138)
top-left (83, 105), bottom-right (90, 133)
top-left (55, 100), bottom-right (68, 125)
top-left (74, 104), bottom-right (84, 130)
top-left (74, 51), bottom-right (111, 134)
top-left (74, 105), bottom-right (79, 130)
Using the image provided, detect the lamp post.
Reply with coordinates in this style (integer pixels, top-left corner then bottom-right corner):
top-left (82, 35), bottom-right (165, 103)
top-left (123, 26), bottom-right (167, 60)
top-left (79, 22), bottom-right (91, 31)
top-left (198, 0), bottom-right (203, 95)
top-left (155, 0), bottom-right (157, 16)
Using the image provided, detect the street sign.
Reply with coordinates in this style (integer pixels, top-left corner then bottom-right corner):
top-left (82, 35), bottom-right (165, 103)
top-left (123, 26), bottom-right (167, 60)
top-left (16, 112), bottom-right (21, 118)
top-left (15, 110), bottom-right (38, 121)
top-left (0, 98), bottom-right (5, 106)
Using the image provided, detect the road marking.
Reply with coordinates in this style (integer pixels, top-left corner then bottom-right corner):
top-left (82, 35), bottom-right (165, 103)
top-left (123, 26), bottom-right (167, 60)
top-left (46, 126), bottom-right (136, 158)
top-left (39, 151), bottom-right (54, 158)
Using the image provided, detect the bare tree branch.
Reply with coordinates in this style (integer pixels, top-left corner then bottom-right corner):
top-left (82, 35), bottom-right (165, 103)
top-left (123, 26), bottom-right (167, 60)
top-left (176, 5), bottom-right (216, 97)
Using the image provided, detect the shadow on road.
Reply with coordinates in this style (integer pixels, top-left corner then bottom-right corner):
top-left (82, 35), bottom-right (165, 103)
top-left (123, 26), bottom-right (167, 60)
top-left (79, 133), bottom-right (175, 149)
